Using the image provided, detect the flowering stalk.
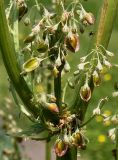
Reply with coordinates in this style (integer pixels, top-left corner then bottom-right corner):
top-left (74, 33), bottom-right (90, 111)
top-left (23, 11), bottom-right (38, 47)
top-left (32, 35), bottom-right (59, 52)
top-left (70, 0), bottom-right (118, 121)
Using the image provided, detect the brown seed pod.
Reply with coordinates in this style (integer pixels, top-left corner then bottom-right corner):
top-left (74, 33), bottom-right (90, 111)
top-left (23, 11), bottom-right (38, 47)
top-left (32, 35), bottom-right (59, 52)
top-left (71, 131), bottom-right (83, 147)
top-left (80, 83), bottom-right (91, 102)
top-left (46, 103), bottom-right (59, 113)
top-left (54, 139), bottom-right (68, 157)
top-left (17, 0), bottom-right (28, 21)
top-left (65, 33), bottom-right (80, 53)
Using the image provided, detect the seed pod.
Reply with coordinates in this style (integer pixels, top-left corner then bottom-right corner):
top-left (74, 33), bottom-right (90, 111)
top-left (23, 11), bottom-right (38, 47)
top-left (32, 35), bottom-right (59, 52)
top-left (71, 131), bottom-right (83, 147)
top-left (65, 33), bottom-right (80, 53)
top-left (103, 60), bottom-right (112, 68)
top-left (24, 33), bottom-right (35, 43)
top-left (55, 54), bottom-right (61, 67)
top-left (17, 0), bottom-right (28, 21)
top-left (83, 12), bottom-right (95, 25)
top-left (92, 70), bottom-right (101, 87)
top-left (47, 94), bottom-right (56, 103)
top-left (106, 51), bottom-right (114, 57)
top-left (80, 83), bottom-right (91, 102)
top-left (54, 139), bottom-right (68, 157)
top-left (64, 61), bottom-right (70, 72)
top-left (37, 42), bottom-right (48, 53)
top-left (62, 24), bottom-right (69, 33)
top-left (45, 103), bottom-right (59, 113)
top-left (96, 60), bottom-right (103, 72)
top-left (23, 57), bottom-right (41, 72)
top-left (52, 66), bottom-right (59, 77)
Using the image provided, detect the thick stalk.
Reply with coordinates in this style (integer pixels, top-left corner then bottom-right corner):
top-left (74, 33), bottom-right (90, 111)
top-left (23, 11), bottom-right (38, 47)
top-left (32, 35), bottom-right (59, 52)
top-left (56, 147), bottom-right (77, 160)
top-left (45, 140), bottom-right (51, 160)
top-left (0, 0), bottom-right (39, 118)
top-left (54, 71), bottom-right (62, 108)
top-left (45, 76), bottom-right (52, 160)
top-left (71, 0), bottom-right (118, 121)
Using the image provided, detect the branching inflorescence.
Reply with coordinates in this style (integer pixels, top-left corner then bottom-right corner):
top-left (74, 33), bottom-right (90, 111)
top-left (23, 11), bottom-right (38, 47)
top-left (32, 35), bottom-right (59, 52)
top-left (1, 0), bottom-right (118, 159)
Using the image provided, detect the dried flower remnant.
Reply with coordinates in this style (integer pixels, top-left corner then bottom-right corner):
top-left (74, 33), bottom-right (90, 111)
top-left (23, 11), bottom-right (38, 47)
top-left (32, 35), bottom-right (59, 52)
top-left (79, 5), bottom-right (95, 26)
top-left (108, 128), bottom-right (116, 141)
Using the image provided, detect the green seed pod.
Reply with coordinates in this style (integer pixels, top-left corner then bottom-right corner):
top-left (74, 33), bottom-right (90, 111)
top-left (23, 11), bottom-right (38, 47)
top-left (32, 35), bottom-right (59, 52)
top-left (80, 83), bottom-right (91, 102)
top-left (54, 139), bottom-right (68, 157)
top-left (23, 57), bottom-right (41, 72)
top-left (93, 70), bottom-right (101, 87)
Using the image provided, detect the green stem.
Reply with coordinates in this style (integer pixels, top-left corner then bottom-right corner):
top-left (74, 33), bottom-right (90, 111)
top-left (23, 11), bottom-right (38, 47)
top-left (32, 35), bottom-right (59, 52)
top-left (0, 0), bottom-right (39, 118)
top-left (45, 140), bottom-right (51, 160)
top-left (71, 0), bottom-right (118, 121)
top-left (54, 71), bottom-right (62, 108)
top-left (45, 76), bottom-right (52, 160)
top-left (56, 147), bottom-right (77, 160)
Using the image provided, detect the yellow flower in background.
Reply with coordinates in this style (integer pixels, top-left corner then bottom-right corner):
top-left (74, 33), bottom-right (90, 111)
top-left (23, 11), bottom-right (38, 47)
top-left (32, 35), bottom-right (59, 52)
top-left (98, 135), bottom-right (106, 143)
top-left (104, 73), bottom-right (112, 81)
top-left (95, 115), bottom-right (103, 122)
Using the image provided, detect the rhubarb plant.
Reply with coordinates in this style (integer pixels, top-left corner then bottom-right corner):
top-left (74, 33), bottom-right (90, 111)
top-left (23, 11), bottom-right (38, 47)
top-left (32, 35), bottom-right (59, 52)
top-left (0, 0), bottom-right (118, 160)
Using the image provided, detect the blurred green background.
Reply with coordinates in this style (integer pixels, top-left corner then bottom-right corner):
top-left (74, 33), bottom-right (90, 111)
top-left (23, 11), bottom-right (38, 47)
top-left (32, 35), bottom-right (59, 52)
top-left (0, 0), bottom-right (118, 160)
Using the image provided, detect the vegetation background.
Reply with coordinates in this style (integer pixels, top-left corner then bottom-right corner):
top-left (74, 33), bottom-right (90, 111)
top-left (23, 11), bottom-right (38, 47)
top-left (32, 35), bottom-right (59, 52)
top-left (0, 0), bottom-right (118, 160)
